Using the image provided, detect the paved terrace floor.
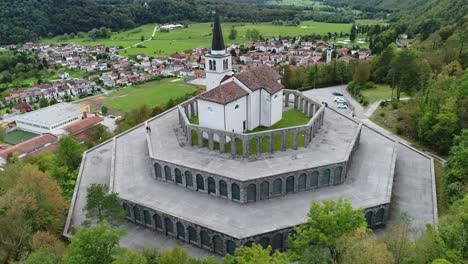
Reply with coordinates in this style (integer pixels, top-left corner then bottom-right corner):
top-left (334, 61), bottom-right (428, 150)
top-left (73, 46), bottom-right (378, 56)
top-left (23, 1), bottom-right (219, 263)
top-left (111, 108), bottom-right (395, 238)
top-left (148, 108), bottom-right (360, 181)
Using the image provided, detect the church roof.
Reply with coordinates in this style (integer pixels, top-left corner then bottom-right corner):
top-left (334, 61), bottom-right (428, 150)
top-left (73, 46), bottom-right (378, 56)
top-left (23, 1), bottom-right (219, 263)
top-left (235, 65), bottom-right (283, 94)
top-left (211, 11), bottom-right (225, 51)
top-left (199, 82), bottom-right (248, 105)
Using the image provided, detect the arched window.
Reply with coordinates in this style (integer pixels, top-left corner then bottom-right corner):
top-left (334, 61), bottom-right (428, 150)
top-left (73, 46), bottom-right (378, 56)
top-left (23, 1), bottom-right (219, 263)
top-left (231, 183), bottom-right (240, 200)
top-left (219, 180), bottom-right (227, 197)
top-left (208, 177), bottom-right (216, 194)
top-left (298, 174), bottom-right (306, 191)
top-left (200, 230), bottom-right (210, 247)
top-left (226, 240), bottom-right (236, 255)
top-left (143, 210), bottom-right (151, 225)
top-left (123, 203), bottom-right (131, 217)
top-left (188, 226), bottom-right (197, 242)
top-left (321, 169), bottom-right (330, 186)
top-left (271, 234), bottom-right (283, 252)
top-left (375, 208), bottom-right (385, 225)
top-left (310, 171), bottom-right (319, 188)
top-left (196, 174), bottom-right (204, 191)
top-left (247, 184), bottom-right (256, 202)
top-left (365, 211), bottom-right (373, 227)
top-left (209, 60), bottom-right (212, 70)
top-left (286, 176), bottom-right (295, 193)
top-left (154, 163), bottom-right (162, 178)
top-left (154, 214), bottom-right (162, 229)
top-left (164, 217), bottom-right (173, 234)
top-left (133, 207), bottom-right (141, 221)
top-left (175, 168), bottom-right (182, 184)
top-left (259, 237), bottom-right (270, 249)
top-left (213, 60), bottom-right (216, 70)
top-left (333, 167), bottom-right (343, 185)
top-left (213, 235), bottom-right (223, 255)
top-left (273, 179), bottom-right (282, 195)
top-left (260, 181), bottom-right (269, 200)
top-left (185, 171), bottom-right (193, 187)
top-left (176, 222), bottom-right (185, 239)
top-left (164, 165), bottom-right (172, 181)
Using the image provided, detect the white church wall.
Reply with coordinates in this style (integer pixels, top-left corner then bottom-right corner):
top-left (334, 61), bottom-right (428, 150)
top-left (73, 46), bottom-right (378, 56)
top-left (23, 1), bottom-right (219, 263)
top-left (225, 96), bottom-right (247, 133)
top-left (270, 90), bottom-right (283, 126)
top-left (247, 90), bottom-right (260, 130)
top-left (198, 99), bottom-right (225, 131)
top-left (260, 89), bottom-right (271, 127)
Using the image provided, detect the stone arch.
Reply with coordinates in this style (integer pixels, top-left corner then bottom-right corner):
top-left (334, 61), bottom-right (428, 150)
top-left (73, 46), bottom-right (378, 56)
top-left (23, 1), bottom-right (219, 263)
top-left (273, 178), bottom-right (282, 195)
top-left (288, 93), bottom-right (295, 104)
top-left (188, 226), bottom-right (197, 243)
top-left (154, 214), bottom-right (162, 229)
top-left (260, 181), bottom-right (269, 200)
top-left (271, 233), bottom-right (283, 252)
top-left (176, 222), bottom-right (185, 239)
top-left (298, 130), bottom-right (305, 148)
top-left (243, 241), bottom-right (254, 247)
top-left (213, 235), bottom-right (224, 255)
top-left (298, 174), bottom-right (307, 191)
top-left (375, 208), bottom-right (385, 225)
top-left (219, 180), bottom-right (228, 197)
top-left (333, 166), bottom-right (343, 185)
top-left (185, 171), bottom-right (193, 187)
top-left (226, 240), bottom-right (236, 255)
top-left (164, 217), bottom-right (173, 235)
top-left (208, 177), bottom-right (216, 194)
top-left (259, 237), bottom-right (270, 249)
top-left (286, 176), bottom-right (295, 193)
top-left (191, 129), bottom-right (199, 146)
top-left (261, 136), bottom-right (270, 153)
top-left (249, 138), bottom-right (257, 155)
top-left (212, 132), bottom-right (220, 150)
top-left (274, 134), bottom-right (282, 151)
top-left (231, 183), bottom-right (240, 201)
top-left (175, 168), bottom-right (182, 184)
top-left (123, 203), bottom-right (131, 217)
top-left (133, 206), bottom-right (141, 221)
top-left (286, 132), bottom-right (294, 149)
top-left (143, 210), bottom-right (151, 225)
top-left (154, 163), bottom-right (162, 178)
top-left (200, 230), bottom-right (210, 247)
top-left (247, 183), bottom-right (256, 202)
top-left (164, 165), bottom-right (172, 181)
top-left (196, 174), bottom-right (204, 191)
top-left (365, 211), bottom-right (373, 227)
top-left (310, 171), bottom-right (319, 188)
top-left (235, 138), bottom-right (243, 155)
top-left (321, 168), bottom-right (330, 186)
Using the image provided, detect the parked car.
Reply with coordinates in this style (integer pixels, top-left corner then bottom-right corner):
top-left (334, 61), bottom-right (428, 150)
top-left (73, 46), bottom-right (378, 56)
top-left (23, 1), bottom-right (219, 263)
top-left (333, 96), bottom-right (342, 102)
top-left (337, 103), bottom-right (348, 109)
top-left (336, 98), bottom-right (348, 104)
top-left (332, 91), bottom-right (344, 96)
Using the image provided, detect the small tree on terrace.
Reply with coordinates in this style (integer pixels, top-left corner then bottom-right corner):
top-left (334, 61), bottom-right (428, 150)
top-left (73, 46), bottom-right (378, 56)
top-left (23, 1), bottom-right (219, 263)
top-left (84, 184), bottom-right (126, 226)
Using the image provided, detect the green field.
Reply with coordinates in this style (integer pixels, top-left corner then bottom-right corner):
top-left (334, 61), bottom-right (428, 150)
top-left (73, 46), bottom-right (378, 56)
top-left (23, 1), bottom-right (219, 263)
top-left (4, 130), bottom-right (38, 145)
top-left (41, 20), bottom-right (363, 56)
top-left (361, 84), bottom-right (409, 103)
top-left (102, 78), bottom-right (197, 113)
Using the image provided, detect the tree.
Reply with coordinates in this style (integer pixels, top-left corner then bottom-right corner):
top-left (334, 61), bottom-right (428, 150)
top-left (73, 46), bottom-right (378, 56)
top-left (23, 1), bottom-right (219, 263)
top-left (25, 247), bottom-right (63, 264)
top-left (222, 243), bottom-right (289, 264)
top-left (101, 105), bottom-right (108, 115)
top-left (0, 126), bottom-right (6, 142)
top-left (443, 130), bottom-right (468, 204)
top-left (55, 135), bottom-right (85, 170)
top-left (383, 214), bottom-right (417, 264)
top-left (228, 27), bottom-right (237, 40)
top-left (67, 221), bottom-right (125, 264)
top-left (350, 24), bottom-right (357, 42)
top-left (140, 35), bottom-right (145, 42)
top-left (84, 184), bottom-right (126, 226)
top-left (112, 250), bottom-right (147, 264)
top-left (353, 60), bottom-right (370, 83)
top-left (337, 227), bottom-right (394, 264)
top-left (287, 198), bottom-right (366, 261)
top-left (49, 98), bottom-right (58, 105)
top-left (39, 97), bottom-right (49, 108)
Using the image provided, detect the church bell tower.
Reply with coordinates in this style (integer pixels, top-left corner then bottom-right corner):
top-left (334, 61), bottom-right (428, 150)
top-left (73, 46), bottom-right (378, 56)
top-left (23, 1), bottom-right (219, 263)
top-left (205, 11), bottom-right (232, 91)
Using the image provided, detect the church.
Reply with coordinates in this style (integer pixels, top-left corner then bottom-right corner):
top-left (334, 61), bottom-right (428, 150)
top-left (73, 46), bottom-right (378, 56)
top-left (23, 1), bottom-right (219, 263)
top-left (199, 12), bottom-right (283, 132)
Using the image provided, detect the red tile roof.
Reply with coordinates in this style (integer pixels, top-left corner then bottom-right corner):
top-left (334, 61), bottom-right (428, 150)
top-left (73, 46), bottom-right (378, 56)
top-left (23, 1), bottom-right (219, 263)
top-left (0, 133), bottom-right (57, 160)
top-left (235, 65), bottom-right (283, 94)
top-left (199, 82), bottom-right (248, 105)
top-left (63, 116), bottom-right (103, 135)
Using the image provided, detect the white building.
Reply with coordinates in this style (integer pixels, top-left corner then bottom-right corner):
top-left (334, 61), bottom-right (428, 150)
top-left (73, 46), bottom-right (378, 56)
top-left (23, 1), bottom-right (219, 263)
top-left (14, 103), bottom-right (84, 135)
top-left (198, 14), bottom-right (283, 133)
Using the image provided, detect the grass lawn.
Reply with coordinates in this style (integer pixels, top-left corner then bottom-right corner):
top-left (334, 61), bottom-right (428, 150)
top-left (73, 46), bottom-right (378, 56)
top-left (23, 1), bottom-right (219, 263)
top-left (361, 84), bottom-right (409, 104)
top-left (434, 160), bottom-right (448, 216)
top-left (39, 20), bottom-right (382, 57)
top-left (190, 109), bottom-right (310, 155)
top-left (102, 78), bottom-right (197, 113)
top-left (4, 130), bottom-right (38, 145)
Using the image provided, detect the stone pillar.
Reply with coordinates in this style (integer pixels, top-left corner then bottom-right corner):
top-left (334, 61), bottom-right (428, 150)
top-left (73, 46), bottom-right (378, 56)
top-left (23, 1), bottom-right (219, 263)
top-left (284, 92), bottom-right (289, 107)
top-left (198, 130), bottom-right (203, 148)
top-left (208, 132), bottom-right (214, 151)
top-left (231, 138), bottom-right (237, 156)
top-left (184, 106), bottom-right (189, 119)
top-left (293, 131), bottom-right (298, 150)
top-left (304, 130), bottom-right (310, 147)
top-left (187, 128), bottom-right (193, 146)
top-left (269, 135), bottom-right (274, 153)
top-left (219, 135), bottom-right (226, 153)
top-left (256, 137), bottom-right (262, 155)
top-left (312, 104), bottom-right (316, 116)
top-left (190, 103), bottom-right (195, 119)
top-left (294, 95), bottom-right (298, 109)
top-left (281, 131), bottom-right (287, 151)
top-left (242, 139), bottom-right (249, 158)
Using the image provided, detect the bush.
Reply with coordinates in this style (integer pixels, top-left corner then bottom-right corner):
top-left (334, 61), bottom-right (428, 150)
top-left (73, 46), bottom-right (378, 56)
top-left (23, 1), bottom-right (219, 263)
top-left (380, 101), bottom-right (388, 107)
top-left (395, 124), bottom-right (403, 135)
top-left (379, 112), bottom-right (385, 117)
top-left (101, 106), bottom-right (108, 115)
top-left (392, 101), bottom-right (399, 109)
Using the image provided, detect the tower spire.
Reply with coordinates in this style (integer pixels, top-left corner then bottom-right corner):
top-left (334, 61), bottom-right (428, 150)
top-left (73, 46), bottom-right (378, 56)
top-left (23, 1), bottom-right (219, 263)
top-left (211, 9), bottom-right (225, 51)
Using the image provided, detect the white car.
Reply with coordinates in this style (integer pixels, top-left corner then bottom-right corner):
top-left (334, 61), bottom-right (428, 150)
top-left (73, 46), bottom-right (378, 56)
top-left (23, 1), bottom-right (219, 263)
top-left (336, 98), bottom-right (347, 104)
top-left (337, 103), bottom-right (348, 109)
top-left (333, 96), bottom-right (342, 102)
